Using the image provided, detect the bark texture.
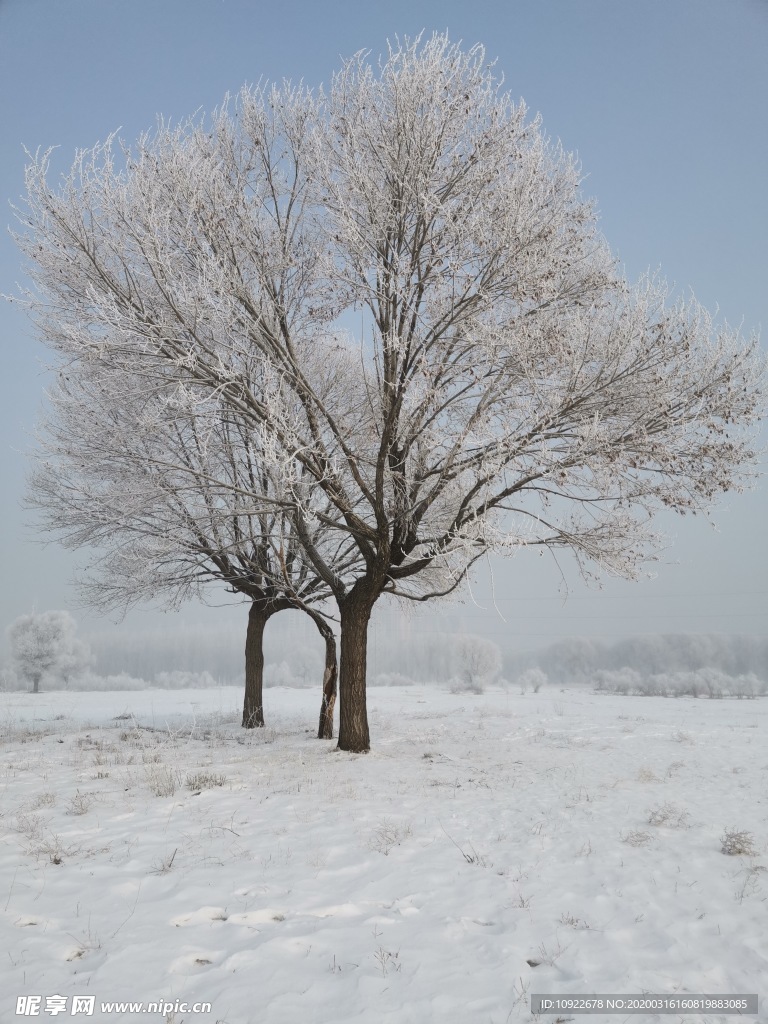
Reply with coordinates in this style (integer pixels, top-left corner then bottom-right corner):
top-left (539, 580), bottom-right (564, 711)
top-left (242, 602), bottom-right (270, 728)
top-left (242, 598), bottom-right (338, 735)
top-left (308, 612), bottom-right (338, 740)
top-left (336, 591), bottom-right (374, 752)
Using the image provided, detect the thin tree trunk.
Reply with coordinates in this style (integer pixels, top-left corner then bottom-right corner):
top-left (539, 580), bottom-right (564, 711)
top-left (32, 676), bottom-right (40, 694)
top-left (337, 591), bottom-right (373, 752)
top-left (318, 630), bottom-right (338, 740)
top-left (242, 602), bottom-right (271, 728)
top-left (304, 611), bottom-right (337, 740)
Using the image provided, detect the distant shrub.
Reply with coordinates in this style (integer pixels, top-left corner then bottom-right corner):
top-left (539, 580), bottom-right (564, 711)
top-left (593, 667), bottom-right (767, 699)
top-left (263, 661), bottom-right (300, 688)
top-left (153, 669), bottom-right (217, 689)
top-left (77, 671), bottom-right (149, 691)
top-left (0, 664), bottom-right (22, 691)
top-left (373, 672), bottom-right (415, 687)
top-left (517, 668), bottom-right (548, 693)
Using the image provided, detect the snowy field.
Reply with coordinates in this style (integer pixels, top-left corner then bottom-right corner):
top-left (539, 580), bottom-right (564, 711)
top-left (1, 685), bottom-right (766, 1024)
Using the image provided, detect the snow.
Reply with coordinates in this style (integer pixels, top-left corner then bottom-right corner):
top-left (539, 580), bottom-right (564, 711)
top-left (1, 685), bottom-right (766, 1023)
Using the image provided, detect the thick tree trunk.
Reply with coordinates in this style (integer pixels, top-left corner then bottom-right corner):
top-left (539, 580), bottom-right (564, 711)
top-left (32, 676), bottom-right (40, 694)
top-left (242, 602), bottom-right (271, 728)
top-left (305, 613), bottom-right (338, 740)
top-left (337, 592), bottom-right (374, 752)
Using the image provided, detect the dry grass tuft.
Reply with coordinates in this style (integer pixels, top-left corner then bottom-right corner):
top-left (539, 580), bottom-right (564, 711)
top-left (368, 818), bottom-right (413, 856)
top-left (186, 771), bottom-right (227, 791)
top-left (647, 802), bottom-right (691, 829)
top-left (145, 764), bottom-right (179, 798)
top-left (622, 829), bottom-right (654, 847)
top-left (721, 829), bottom-right (757, 856)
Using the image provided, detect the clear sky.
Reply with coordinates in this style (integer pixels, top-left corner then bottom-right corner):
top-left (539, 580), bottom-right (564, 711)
top-left (0, 0), bottom-right (765, 653)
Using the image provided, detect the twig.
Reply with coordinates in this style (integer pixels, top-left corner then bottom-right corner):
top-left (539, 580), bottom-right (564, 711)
top-left (4, 865), bottom-right (18, 911)
top-left (110, 881), bottom-right (142, 938)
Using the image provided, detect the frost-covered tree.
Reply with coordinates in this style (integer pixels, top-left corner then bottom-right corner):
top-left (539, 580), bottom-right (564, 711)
top-left (26, 357), bottom-right (361, 734)
top-left (12, 34), bottom-right (765, 751)
top-left (517, 667), bottom-right (547, 694)
top-left (7, 610), bottom-right (91, 692)
top-left (454, 635), bottom-right (502, 693)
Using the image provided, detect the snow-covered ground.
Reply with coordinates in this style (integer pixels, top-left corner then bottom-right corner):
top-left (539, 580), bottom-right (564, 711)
top-left (1, 685), bottom-right (765, 1023)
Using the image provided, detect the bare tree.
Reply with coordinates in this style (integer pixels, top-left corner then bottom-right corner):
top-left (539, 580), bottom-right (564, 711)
top-left (12, 35), bottom-right (764, 752)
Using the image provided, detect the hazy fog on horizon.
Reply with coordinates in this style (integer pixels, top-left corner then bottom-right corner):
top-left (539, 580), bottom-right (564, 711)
top-left (80, 610), bottom-right (768, 690)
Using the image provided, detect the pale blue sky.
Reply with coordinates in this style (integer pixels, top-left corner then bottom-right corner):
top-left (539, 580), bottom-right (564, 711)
top-left (0, 0), bottom-right (766, 650)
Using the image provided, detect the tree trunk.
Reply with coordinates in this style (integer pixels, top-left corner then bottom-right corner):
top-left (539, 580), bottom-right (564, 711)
top-left (318, 631), bottom-right (338, 740)
top-left (337, 591), bottom-right (374, 752)
top-left (242, 602), bottom-right (271, 728)
top-left (32, 675), bottom-right (40, 694)
top-left (305, 612), bottom-right (337, 740)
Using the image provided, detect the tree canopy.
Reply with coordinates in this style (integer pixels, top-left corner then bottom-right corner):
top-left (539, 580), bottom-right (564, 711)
top-left (14, 34), bottom-right (765, 750)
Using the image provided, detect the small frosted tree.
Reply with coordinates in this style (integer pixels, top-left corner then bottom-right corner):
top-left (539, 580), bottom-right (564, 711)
top-left (454, 634), bottom-right (503, 693)
top-left (518, 668), bottom-right (547, 694)
top-left (7, 610), bottom-right (91, 692)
